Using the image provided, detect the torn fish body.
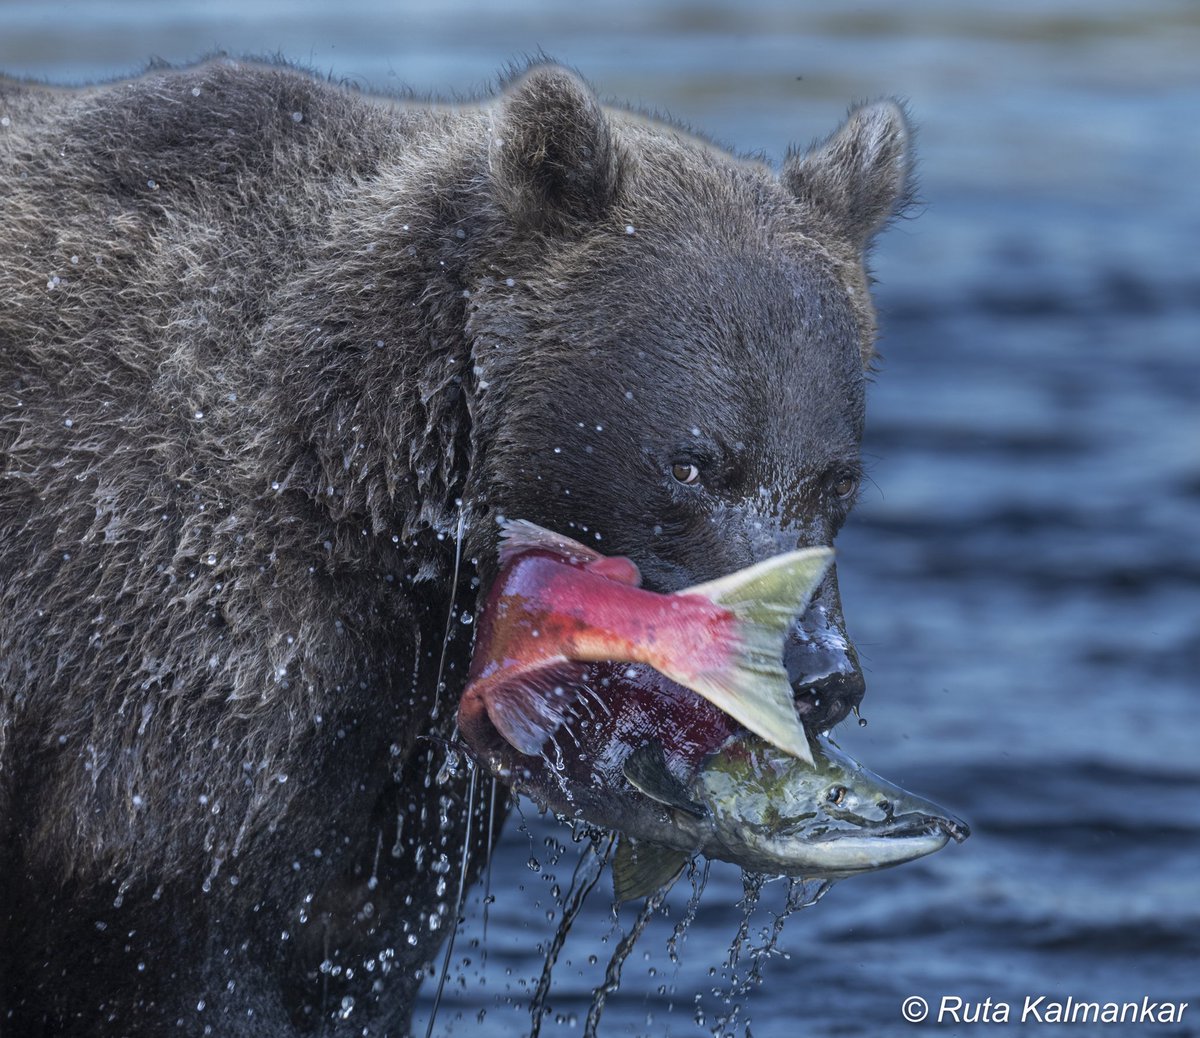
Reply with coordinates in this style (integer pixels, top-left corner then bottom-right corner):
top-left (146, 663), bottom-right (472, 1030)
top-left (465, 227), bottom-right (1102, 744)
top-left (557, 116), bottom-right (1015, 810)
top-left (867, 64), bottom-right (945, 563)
top-left (457, 520), bottom-right (831, 762)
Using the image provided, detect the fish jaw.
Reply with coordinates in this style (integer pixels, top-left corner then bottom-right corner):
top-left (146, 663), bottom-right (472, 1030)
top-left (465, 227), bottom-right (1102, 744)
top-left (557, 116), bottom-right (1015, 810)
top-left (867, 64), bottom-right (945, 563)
top-left (712, 815), bottom-right (957, 877)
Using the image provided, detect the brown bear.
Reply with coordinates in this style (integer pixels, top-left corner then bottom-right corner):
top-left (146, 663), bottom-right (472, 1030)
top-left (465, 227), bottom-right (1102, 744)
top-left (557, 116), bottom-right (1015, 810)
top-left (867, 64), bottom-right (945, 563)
top-left (0, 59), bottom-right (911, 1035)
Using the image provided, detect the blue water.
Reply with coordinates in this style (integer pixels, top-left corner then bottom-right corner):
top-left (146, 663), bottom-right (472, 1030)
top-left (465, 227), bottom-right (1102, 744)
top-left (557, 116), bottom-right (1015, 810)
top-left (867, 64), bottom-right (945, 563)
top-left (4, 3), bottom-right (1197, 1035)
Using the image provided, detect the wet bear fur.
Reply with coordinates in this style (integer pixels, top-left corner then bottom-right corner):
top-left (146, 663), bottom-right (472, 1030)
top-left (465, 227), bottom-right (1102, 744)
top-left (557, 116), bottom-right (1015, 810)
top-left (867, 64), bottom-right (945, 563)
top-left (0, 59), bottom-right (911, 1035)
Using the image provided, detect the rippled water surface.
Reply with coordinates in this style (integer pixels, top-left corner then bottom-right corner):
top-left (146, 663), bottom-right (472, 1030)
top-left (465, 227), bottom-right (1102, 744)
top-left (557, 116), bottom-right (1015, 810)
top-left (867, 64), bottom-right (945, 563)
top-left (3, 2), bottom-right (1197, 1034)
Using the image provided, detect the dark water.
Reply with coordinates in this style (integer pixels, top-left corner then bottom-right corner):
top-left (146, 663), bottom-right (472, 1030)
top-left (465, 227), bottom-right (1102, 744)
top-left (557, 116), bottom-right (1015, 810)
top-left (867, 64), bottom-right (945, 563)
top-left (4, 2), bottom-right (1197, 1035)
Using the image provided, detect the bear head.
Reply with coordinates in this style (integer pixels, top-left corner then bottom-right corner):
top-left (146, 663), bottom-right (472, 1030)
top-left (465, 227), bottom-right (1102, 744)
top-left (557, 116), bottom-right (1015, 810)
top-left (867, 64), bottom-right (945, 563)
top-left (465, 66), bottom-right (912, 735)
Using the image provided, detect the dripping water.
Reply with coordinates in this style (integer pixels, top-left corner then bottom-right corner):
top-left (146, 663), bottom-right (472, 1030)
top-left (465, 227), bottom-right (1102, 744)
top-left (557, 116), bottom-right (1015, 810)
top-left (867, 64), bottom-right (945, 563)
top-left (528, 834), bottom-right (613, 1038)
top-left (668, 857), bottom-right (710, 966)
top-left (705, 873), bottom-right (835, 1037)
top-left (423, 757), bottom-right (478, 1038)
top-left (745, 877), bottom-right (833, 989)
top-left (430, 507), bottom-right (467, 721)
top-left (481, 776), bottom-right (499, 959)
top-left (392, 627), bottom-right (422, 858)
top-left (367, 828), bottom-right (382, 892)
top-left (582, 867), bottom-right (680, 1038)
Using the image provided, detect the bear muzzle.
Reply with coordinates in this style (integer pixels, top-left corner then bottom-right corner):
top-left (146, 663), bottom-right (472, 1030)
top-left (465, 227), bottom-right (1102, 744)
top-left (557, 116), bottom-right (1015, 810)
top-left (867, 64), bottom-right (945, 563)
top-left (783, 565), bottom-right (866, 733)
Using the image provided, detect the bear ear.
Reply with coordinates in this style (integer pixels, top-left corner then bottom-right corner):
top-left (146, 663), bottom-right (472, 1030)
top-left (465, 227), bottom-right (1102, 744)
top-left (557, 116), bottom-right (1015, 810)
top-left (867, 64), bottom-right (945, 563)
top-left (782, 100), bottom-right (913, 251)
top-left (491, 64), bottom-right (624, 231)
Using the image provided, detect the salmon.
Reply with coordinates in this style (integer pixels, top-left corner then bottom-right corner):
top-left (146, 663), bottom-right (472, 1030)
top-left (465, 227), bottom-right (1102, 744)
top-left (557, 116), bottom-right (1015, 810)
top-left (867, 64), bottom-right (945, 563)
top-left (457, 520), bottom-right (831, 763)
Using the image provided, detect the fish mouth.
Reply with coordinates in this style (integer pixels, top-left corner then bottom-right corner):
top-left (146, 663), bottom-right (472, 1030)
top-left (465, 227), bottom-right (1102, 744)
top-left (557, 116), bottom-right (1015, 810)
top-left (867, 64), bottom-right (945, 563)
top-left (753, 814), bottom-right (968, 877)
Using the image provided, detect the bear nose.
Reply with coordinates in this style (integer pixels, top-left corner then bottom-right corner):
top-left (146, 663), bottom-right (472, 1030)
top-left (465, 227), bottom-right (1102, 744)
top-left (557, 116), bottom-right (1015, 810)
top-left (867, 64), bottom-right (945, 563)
top-left (783, 565), bottom-right (865, 732)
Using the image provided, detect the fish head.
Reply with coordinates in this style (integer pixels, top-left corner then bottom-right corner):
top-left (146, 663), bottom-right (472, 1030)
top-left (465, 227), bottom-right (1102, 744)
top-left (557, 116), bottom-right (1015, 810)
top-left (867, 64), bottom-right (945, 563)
top-left (697, 733), bottom-right (970, 876)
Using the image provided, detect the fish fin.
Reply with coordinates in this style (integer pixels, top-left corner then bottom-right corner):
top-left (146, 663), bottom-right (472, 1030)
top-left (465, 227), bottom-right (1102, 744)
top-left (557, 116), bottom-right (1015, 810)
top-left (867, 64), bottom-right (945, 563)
top-left (582, 554), bottom-right (642, 587)
top-left (612, 836), bottom-right (689, 903)
top-left (622, 743), bottom-right (705, 818)
top-left (485, 660), bottom-right (587, 756)
top-left (497, 519), bottom-right (602, 568)
top-left (682, 548), bottom-right (833, 765)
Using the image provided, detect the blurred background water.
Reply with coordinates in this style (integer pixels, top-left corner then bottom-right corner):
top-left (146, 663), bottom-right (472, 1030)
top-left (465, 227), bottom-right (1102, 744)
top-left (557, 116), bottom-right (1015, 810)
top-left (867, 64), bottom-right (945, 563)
top-left (3, 1), bottom-right (1197, 1035)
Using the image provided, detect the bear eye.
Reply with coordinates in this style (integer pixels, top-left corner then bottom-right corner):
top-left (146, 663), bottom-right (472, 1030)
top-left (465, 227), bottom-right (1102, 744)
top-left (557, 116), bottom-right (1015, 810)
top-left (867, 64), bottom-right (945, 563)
top-left (671, 463), bottom-right (701, 486)
top-left (832, 472), bottom-right (859, 499)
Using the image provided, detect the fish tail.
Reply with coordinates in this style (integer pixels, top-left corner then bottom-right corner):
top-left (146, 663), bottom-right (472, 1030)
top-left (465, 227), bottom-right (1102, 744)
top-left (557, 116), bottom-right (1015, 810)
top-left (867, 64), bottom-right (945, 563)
top-left (681, 547), bottom-right (833, 765)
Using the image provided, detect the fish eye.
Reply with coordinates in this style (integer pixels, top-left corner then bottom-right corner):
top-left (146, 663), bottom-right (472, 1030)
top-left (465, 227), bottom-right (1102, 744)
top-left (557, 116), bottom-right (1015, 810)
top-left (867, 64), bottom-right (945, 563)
top-left (671, 462), bottom-right (701, 486)
top-left (826, 785), bottom-right (847, 805)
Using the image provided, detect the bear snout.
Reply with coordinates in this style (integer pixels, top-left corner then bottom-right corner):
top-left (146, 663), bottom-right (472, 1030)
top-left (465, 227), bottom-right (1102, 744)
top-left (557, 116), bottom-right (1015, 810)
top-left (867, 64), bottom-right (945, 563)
top-left (783, 567), bottom-right (866, 732)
